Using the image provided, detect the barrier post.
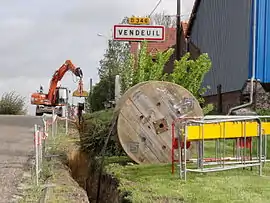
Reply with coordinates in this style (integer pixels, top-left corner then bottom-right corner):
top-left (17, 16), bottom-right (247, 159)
top-left (259, 121), bottom-right (263, 176)
top-left (52, 108), bottom-right (55, 138)
top-left (38, 125), bottom-right (43, 174)
top-left (65, 108), bottom-right (68, 135)
top-left (32, 115), bottom-right (51, 186)
top-left (55, 118), bottom-right (58, 135)
top-left (34, 124), bottom-right (39, 185)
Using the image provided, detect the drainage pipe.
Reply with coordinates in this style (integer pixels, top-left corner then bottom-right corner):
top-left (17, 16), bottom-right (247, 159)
top-left (227, 0), bottom-right (257, 115)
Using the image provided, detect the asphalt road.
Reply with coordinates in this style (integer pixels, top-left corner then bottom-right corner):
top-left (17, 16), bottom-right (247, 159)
top-left (0, 115), bottom-right (42, 202)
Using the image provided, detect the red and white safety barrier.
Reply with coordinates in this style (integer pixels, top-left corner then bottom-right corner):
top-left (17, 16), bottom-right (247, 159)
top-left (33, 108), bottom-right (78, 185)
top-left (34, 124), bottom-right (47, 185)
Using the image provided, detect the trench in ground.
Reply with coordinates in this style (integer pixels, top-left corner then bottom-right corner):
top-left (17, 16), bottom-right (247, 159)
top-left (65, 148), bottom-right (131, 203)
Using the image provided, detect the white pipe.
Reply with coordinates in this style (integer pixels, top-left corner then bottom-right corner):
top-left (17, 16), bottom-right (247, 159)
top-left (115, 75), bottom-right (121, 103)
top-left (205, 115), bottom-right (270, 119)
top-left (137, 42), bottom-right (141, 53)
top-left (190, 117), bottom-right (260, 124)
top-left (204, 115), bottom-right (258, 119)
top-left (227, 0), bottom-right (257, 115)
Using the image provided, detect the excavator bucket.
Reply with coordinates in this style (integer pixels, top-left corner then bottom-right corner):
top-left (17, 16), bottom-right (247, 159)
top-left (73, 90), bottom-right (88, 97)
top-left (73, 78), bottom-right (89, 98)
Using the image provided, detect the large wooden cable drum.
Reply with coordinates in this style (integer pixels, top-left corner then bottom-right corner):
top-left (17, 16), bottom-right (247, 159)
top-left (115, 81), bottom-right (203, 164)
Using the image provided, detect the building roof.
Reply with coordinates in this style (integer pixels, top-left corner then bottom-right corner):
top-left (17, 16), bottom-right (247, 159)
top-left (130, 20), bottom-right (189, 56)
top-left (186, 0), bottom-right (202, 38)
top-left (130, 27), bottom-right (176, 57)
top-left (181, 21), bottom-right (189, 37)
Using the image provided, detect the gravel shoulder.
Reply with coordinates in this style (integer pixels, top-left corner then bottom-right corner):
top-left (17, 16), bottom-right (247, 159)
top-left (0, 115), bottom-right (42, 202)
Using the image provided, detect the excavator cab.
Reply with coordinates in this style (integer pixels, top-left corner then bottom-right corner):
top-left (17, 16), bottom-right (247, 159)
top-left (55, 87), bottom-right (69, 105)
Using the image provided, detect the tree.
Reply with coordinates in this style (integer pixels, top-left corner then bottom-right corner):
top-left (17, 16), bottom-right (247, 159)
top-left (89, 17), bottom-right (132, 111)
top-left (169, 53), bottom-right (211, 103)
top-left (0, 91), bottom-right (27, 115)
top-left (87, 78), bottom-right (115, 112)
top-left (119, 41), bottom-right (214, 113)
top-left (81, 42), bottom-right (213, 160)
top-left (94, 39), bottom-right (130, 110)
top-left (88, 13), bottom-right (213, 113)
top-left (150, 12), bottom-right (176, 27)
top-left (119, 41), bottom-right (174, 93)
top-left (98, 12), bottom-right (177, 81)
top-left (98, 40), bottom-right (130, 80)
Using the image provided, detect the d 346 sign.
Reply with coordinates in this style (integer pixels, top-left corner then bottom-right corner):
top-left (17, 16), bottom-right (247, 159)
top-left (128, 17), bottom-right (150, 25)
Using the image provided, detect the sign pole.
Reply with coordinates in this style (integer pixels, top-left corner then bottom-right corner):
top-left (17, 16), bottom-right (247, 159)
top-left (176, 0), bottom-right (181, 61)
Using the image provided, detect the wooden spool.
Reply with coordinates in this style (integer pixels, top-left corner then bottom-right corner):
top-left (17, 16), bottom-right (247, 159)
top-left (116, 81), bottom-right (203, 164)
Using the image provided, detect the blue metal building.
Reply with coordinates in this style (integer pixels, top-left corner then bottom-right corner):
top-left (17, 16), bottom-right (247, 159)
top-left (252, 0), bottom-right (270, 89)
top-left (185, 0), bottom-right (270, 112)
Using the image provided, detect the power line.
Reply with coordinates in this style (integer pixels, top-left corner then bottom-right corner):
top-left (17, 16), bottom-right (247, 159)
top-left (149, 0), bottom-right (162, 17)
top-left (164, 13), bottom-right (191, 18)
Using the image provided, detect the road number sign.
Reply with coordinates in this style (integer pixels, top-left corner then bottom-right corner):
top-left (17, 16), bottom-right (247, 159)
top-left (128, 17), bottom-right (150, 25)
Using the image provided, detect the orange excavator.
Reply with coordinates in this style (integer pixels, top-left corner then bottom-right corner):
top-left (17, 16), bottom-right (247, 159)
top-left (31, 60), bottom-right (88, 116)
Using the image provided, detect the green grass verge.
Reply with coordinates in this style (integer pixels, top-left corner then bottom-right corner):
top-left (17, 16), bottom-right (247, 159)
top-left (106, 162), bottom-right (270, 203)
top-left (19, 122), bottom-right (84, 203)
top-left (19, 157), bottom-right (54, 203)
top-left (105, 138), bottom-right (270, 203)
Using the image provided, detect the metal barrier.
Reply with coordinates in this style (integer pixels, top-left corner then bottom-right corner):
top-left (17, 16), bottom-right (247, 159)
top-left (32, 108), bottom-right (77, 185)
top-left (33, 124), bottom-right (46, 185)
top-left (171, 115), bottom-right (270, 181)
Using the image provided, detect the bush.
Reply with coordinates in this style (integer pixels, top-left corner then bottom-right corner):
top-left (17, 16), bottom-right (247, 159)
top-left (82, 41), bottom-right (213, 157)
top-left (87, 78), bottom-right (115, 112)
top-left (80, 109), bottom-right (125, 156)
top-left (0, 91), bottom-right (27, 115)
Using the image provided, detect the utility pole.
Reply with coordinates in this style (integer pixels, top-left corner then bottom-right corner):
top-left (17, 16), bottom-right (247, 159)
top-left (90, 78), bottom-right (93, 94)
top-left (176, 0), bottom-right (181, 61)
top-left (89, 78), bottom-right (93, 113)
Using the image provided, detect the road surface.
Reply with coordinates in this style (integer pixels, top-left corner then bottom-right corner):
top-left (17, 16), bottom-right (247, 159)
top-left (0, 115), bottom-right (42, 202)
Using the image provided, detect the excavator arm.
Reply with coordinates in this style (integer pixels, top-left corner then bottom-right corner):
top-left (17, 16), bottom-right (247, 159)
top-left (47, 60), bottom-right (83, 102)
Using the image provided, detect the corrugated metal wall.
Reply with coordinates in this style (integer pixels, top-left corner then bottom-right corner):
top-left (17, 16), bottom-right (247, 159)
top-left (252, 0), bottom-right (270, 84)
top-left (189, 0), bottom-right (252, 96)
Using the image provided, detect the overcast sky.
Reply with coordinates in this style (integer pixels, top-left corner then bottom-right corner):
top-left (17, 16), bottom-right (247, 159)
top-left (0, 0), bottom-right (195, 115)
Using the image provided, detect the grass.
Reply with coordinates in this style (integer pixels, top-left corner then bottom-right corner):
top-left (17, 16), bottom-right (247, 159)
top-left (105, 138), bottom-right (270, 203)
top-left (20, 121), bottom-right (88, 203)
top-left (42, 122), bottom-right (89, 202)
top-left (19, 182), bottom-right (44, 203)
top-left (84, 109), bottom-right (114, 121)
top-left (19, 158), bottom-right (53, 203)
top-left (106, 163), bottom-right (270, 203)
top-left (81, 109), bottom-right (270, 202)
top-left (19, 125), bottom-right (65, 203)
top-left (44, 161), bottom-right (89, 203)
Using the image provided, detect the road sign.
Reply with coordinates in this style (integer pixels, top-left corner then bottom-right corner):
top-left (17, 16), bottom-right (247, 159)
top-left (113, 25), bottom-right (165, 41)
top-left (128, 17), bottom-right (150, 25)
